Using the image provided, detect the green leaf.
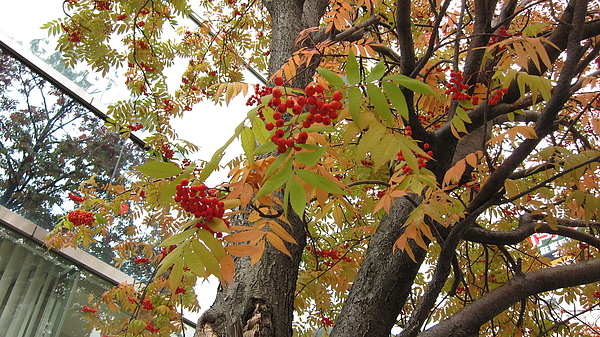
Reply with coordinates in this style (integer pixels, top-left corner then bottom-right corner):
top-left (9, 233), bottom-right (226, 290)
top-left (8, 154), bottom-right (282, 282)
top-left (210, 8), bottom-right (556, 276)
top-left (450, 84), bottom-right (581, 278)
top-left (382, 81), bottom-right (408, 120)
top-left (135, 161), bottom-right (183, 179)
top-left (296, 169), bottom-right (345, 195)
top-left (183, 248), bottom-right (207, 278)
top-left (160, 173), bottom-right (191, 204)
top-left (455, 106), bottom-right (472, 123)
top-left (317, 68), bottom-right (346, 88)
top-left (365, 61), bottom-right (385, 83)
top-left (346, 50), bottom-right (360, 85)
top-left (295, 145), bottom-right (326, 166)
top-left (265, 152), bottom-right (291, 179)
top-left (256, 158), bottom-right (293, 199)
top-left (241, 126), bottom-right (256, 167)
top-left (251, 116), bottom-right (270, 144)
top-left (372, 134), bottom-right (400, 170)
top-left (385, 74), bottom-right (437, 97)
top-left (452, 115), bottom-right (468, 134)
top-left (160, 228), bottom-right (196, 247)
top-left (288, 177), bottom-right (307, 215)
top-left (367, 83), bottom-right (393, 125)
top-left (398, 136), bottom-right (418, 173)
top-left (192, 240), bottom-right (221, 279)
top-left (197, 229), bottom-right (226, 259)
top-left (355, 119), bottom-right (386, 159)
top-left (302, 125), bottom-right (336, 133)
top-left (253, 141), bottom-right (277, 155)
top-left (348, 86), bottom-right (362, 124)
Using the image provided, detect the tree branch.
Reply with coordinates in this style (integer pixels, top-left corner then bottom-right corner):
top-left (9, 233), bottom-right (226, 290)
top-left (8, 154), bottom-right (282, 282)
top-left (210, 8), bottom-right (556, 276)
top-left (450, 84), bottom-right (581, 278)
top-left (419, 258), bottom-right (600, 336)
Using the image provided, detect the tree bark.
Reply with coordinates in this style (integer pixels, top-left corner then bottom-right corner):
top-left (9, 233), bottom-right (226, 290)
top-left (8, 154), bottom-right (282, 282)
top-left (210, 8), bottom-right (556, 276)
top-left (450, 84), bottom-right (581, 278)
top-left (331, 196), bottom-right (427, 337)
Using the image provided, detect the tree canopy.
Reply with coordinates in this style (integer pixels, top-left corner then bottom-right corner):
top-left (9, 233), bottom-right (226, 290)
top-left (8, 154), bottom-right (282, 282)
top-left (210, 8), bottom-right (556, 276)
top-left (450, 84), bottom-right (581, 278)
top-left (42, 0), bottom-right (600, 336)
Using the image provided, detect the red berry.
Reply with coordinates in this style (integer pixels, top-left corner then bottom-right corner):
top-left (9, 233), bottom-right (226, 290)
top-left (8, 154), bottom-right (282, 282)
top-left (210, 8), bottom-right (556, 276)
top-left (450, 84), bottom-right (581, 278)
top-left (297, 96), bottom-right (307, 106)
top-left (292, 104), bottom-right (303, 115)
top-left (276, 119), bottom-right (285, 127)
top-left (286, 98), bottom-right (295, 108)
top-left (305, 85), bottom-right (316, 96)
top-left (285, 138), bottom-right (295, 147)
top-left (315, 83), bottom-right (325, 93)
top-left (273, 112), bottom-right (282, 120)
top-left (265, 122), bottom-right (275, 131)
top-left (278, 103), bottom-right (287, 113)
top-left (274, 76), bottom-right (284, 86)
top-left (333, 91), bottom-right (343, 101)
top-left (272, 88), bottom-right (282, 98)
top-left (423, 143), bottom-right (430, 149)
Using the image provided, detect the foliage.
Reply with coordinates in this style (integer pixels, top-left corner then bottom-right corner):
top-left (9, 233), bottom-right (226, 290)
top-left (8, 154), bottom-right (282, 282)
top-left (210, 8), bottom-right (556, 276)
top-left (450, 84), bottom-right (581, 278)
top-left (41, 0), bottom-right (600, 336)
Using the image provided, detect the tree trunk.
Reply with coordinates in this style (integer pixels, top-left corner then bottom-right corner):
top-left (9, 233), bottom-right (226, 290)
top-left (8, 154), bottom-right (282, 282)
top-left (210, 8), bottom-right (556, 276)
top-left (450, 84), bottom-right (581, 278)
top-left (331, 196), bottom-right (427, 337)
top-left (195, 1), bottom-right (328, 336)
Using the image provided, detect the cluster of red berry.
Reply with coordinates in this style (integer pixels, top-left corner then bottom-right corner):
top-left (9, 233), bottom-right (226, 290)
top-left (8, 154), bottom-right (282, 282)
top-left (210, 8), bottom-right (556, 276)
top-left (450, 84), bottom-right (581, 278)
top-left (68, 210), bottom-right (95, 227)
top-left (133, 256), bottom-right (150, 264)
top-left (141, 298), bottom-right (154, 310)
top-left (487, 88), bottom-right (508, 106)
top-left (320, 317), bottom-right (334, 326)
top-left (145, 321), bottom-right (160, 333)
top-left (445, 71), bottom-right (471, 101)
top-left (68, 192), bottom-right (86, 202)
top-left (94, 0), bottom-right (112, 11)
top-left (161, 144), bottom-right (174, 159)
top-left (61, 23), bottom-right (82, 43)
top-left (82, 305), bottom-right (99, 313)
top-left (308, 247), bottom-right (353, 267)
top-left (174, 179), bottom-right (229, 236)
top-left (160, 245), bottom-right (177, 259)
top-left (397, 142), bottom-right (433, 174)
top-left (488, 26), bottom-right (512, 46)
top-left (265, 76), bottom-right (343, 153)
top-left (246, 84), bottom-right (273, 107)
top-left (126, 123), bottom-right (143, 131)
top-left (138, 61), bottom-right (154, 72)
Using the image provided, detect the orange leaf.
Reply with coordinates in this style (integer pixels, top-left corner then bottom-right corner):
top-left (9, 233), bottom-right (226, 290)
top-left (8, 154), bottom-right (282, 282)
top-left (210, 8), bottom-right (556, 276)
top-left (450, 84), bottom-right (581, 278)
top-left (224, 230), bottom-right (266, 243)
top-left (220, 254), bottom-right (235, 287)
top-left (266, 232), bottom-right (291, 257)
top-left (267, 221), bottom-right (297, 244)
top-left (251, 240), bottom-right (265, 266)
top-left (225, 244), bottom-right (262, 257)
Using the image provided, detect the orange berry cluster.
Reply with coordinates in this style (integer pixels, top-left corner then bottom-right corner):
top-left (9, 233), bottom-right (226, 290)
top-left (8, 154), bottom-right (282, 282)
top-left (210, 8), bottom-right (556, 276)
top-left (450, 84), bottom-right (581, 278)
top-left (68, 210), bottom-right (95, 227)
top-left (397, 142), bottom-right (433, 174)
top-left (266, 76), bottom-right (343, 153)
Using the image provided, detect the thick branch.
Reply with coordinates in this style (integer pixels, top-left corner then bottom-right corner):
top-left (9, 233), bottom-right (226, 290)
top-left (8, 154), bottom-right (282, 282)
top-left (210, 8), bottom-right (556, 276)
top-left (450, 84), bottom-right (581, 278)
top-left (464, 213), bottom-right (600, 250)
top-left (419, 258), bottom-right (600, 336)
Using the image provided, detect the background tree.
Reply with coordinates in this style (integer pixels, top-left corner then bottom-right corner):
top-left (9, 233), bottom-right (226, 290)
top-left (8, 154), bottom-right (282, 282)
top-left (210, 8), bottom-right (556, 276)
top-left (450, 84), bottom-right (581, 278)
top-left (43, 0), bottom-right (600, 336)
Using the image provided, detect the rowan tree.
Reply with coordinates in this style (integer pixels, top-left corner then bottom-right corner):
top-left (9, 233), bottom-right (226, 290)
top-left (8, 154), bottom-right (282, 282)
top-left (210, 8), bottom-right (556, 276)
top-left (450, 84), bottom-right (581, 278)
top-left (43, 0), bottom-right (600, 336)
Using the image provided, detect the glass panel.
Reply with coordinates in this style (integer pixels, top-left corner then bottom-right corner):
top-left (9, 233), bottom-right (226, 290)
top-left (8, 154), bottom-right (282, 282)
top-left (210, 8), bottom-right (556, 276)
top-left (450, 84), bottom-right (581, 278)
top-left (0, 229), bottom-right (77, 337)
